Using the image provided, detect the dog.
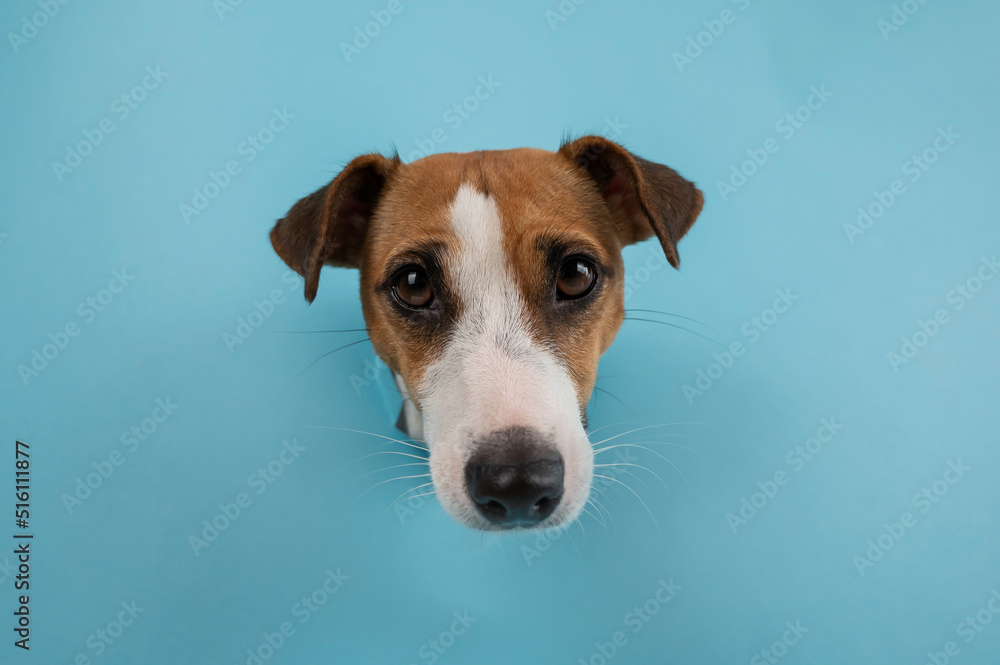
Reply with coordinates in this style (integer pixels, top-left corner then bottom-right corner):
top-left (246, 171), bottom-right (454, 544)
top-left (270, 136), bottom-right (703, 531)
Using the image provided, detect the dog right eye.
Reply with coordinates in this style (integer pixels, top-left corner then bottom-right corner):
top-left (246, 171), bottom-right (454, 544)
top-left (556, 256), bottom-right (597, 300)
top-left (392, 267), bottom-right (434, 308)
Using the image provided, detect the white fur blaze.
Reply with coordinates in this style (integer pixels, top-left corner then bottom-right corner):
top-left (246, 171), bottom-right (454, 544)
top-left (416, 184), bottom-right (593, 529)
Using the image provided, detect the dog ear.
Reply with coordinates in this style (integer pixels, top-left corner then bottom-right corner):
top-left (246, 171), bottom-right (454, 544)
top-left (558, 136), bottom-right (703, 268)
top-left (270, 153), bottom-right (400, 302)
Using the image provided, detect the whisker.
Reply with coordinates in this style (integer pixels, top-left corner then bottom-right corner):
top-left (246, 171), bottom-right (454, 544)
top-left (593, 474), bottom-right (660, 537)
top-left (402, 490), bottom-right (437, 502)
top-left (581, 503), bottom-right (605, 531)
top-left (585, 421), bottom-right (632, 437)
top-left (268, 328), bottom-right (370, 334)
top-left (593, 440), bottom-right (703, 459)
top-left (566, 525), bottom-right (584, 557)
top-left (588, 487), bottom-right (617, 532)
top-left (590, 423), bottom-right (707, 447)
top-left (589, 485), bottom-right (615, 514)
top-left (305, 426), bottom-right (428, 453)
top-left (348, 450), bottom-right (430, 466)
top-left (383, 482), bottom-right (436, 515)
top-left (622, 317), bottom-right (722, 346)
top-left (619, 468), bottom-right (652, 493)
top-left (350, 473), bottom-right (434, 509)
top-left (354, 461), bottom-right (430, 481)
top-left (591, 386), bottom-right (635, 415)
top-left (595, 462), bottom-right (671, 495)
top-left (583, 500), bottom-right (610, 534)
top-left (587, 420), bottom-right (710, 437)
top-left (294, 338), bottom-right (371, 379)
top-left (625, 309), bottom-right (718, 335)
top-left (597, 444), bottom-right (691, 492)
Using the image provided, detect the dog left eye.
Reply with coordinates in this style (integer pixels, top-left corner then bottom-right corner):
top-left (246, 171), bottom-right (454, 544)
top-left (556, 257), bottom-right (597, 299)
top-left (393, 267), bottom-right (434, 308)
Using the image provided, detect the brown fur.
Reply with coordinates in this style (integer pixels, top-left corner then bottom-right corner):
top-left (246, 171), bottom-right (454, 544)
top-left (270, 138), bottom-right (703, 416)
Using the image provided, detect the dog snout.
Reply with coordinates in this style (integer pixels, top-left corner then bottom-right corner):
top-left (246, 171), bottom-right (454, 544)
top-left (465, 427), bottom-right (564, 527)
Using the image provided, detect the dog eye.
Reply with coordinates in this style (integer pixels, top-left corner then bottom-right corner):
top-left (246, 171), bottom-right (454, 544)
top-left (556, 257), bottom-right (597, 299)
top-left (393, 267), bottom-right (434, 308)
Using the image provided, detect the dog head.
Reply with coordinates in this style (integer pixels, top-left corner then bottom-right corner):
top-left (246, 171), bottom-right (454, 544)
top-left (271, 136), bottom-right (702, 530)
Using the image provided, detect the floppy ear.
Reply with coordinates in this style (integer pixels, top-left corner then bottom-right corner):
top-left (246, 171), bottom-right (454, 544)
top-left (270, 153), bottom-right (400, 302)
top-left (558, 136), bottom-right (703, 268)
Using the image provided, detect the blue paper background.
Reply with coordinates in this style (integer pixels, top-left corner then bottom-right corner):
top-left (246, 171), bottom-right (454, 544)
top-left (1, 1), bottom-right (999, 663)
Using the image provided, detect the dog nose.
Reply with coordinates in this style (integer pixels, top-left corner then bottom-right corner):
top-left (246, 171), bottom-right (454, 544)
top-left (465, 427), bottom-right (564, 527)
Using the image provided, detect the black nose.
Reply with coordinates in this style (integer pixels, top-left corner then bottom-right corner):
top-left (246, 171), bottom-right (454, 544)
top-left (465, 427), bottom-right (564, 527)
